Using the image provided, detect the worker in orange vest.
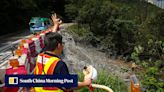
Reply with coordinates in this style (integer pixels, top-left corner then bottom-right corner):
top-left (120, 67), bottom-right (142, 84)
top-left (34, 32), bottom-right (92, 92)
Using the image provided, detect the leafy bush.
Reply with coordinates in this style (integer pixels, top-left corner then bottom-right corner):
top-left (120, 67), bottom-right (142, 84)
top-left (67, 24), bottom-right (90, 37)
top-left (140, 66), bottom-right (164, 92)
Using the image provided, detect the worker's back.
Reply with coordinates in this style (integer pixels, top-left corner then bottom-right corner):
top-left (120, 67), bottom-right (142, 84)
top-left (34, 53), bottom-right (64, 92)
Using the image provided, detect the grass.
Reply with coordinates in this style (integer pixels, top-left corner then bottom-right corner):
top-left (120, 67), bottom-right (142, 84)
top-left (75, 70), bottom-right (128, 92)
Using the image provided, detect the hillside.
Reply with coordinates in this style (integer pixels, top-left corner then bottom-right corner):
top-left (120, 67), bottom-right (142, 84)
top-left (65, 0), bottom-right (164, 91)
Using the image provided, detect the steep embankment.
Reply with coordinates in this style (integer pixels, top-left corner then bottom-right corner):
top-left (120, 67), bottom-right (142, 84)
top-left (60, 24), bottom-right (131, 81)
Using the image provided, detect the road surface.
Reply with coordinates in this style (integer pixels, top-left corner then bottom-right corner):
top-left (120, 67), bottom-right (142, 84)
top-left (0, 29), bottom-right (30, 47)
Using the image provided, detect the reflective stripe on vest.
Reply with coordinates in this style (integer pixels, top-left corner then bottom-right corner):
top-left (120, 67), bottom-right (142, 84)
top-left (34, 53), bottom-right (63, 92)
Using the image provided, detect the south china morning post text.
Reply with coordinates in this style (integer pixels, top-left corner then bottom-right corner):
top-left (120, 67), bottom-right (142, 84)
top-left (5, 75), bottom-right (78, 87)
top-left (19, 78), bottom-right (73, 84)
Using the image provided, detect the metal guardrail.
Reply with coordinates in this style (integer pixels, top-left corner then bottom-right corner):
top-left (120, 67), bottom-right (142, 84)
top-left (0, 40), bottom-right (20, 67)
top-left (0, 40), bottom-right (20, 52)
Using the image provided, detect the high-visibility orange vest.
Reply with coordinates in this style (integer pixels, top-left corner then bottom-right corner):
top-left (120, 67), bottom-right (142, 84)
top-left (34, 53), bottom-right (64, 92)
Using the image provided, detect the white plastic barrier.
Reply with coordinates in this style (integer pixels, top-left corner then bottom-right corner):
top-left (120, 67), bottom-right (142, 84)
top-left (4, 30), bottom-right (48, 74)
top-left (39, 33), bottom-right (45, 49)
top-left (26, 39), bottom-right (36, 57)
top-left (32, 37), bottom-right (41, 54)
top-left (22, 31), bottom-right (47, 73)
top-left (33, 34), bottom-right (45, 53)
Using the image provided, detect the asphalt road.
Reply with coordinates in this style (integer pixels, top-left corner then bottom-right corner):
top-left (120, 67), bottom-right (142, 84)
top-left (0, 29), bottom-right (31, 47)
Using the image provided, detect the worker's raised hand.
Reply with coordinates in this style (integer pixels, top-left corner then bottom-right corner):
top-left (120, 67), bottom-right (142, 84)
top-left (50, 13), bottom-right (62, 32)
top-left (51, 13), bottom-right (61, 24)
top-left (51, 13), bottom-right (57, 24)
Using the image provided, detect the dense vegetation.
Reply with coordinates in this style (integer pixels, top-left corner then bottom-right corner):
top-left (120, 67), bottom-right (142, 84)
top-left (65, 0), bottom-right (164, 91)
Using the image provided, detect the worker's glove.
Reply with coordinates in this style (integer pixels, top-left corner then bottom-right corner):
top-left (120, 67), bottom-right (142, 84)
top-left (83, 65), bottom-right (93, 79)
top-left (83, 65), bottom-right (97, 82)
